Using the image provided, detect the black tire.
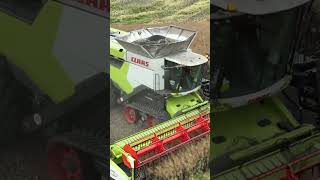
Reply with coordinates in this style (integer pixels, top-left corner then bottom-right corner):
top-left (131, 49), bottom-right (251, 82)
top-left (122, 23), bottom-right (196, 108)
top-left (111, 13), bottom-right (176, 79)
top-left (0, 57), bottom-right (21, 145)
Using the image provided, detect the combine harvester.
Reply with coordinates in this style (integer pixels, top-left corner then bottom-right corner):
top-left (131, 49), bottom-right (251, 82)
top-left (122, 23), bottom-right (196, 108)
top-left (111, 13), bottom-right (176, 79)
top-left (211, 0), bottom-right (320, 179)
top-left (109, 26), bottom-right (210, 179)
top-left (110, 26), bottom-right (209, 126)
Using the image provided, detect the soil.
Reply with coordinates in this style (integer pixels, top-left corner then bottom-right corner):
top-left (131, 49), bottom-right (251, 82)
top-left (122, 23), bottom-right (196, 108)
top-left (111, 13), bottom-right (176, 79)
top-left (110, 105), bottom-right (143, 143)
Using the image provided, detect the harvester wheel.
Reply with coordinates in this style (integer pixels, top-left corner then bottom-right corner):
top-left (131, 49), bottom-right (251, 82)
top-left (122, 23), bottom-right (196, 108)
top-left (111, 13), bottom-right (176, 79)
top-left (145, 115), bottom-right (157, 128)
top-left (47, 143), bottom-right (99, 180)
top-left (0, 57), bottom-right (22, 145)
top-left (124, 106), bottom-right (138, 123)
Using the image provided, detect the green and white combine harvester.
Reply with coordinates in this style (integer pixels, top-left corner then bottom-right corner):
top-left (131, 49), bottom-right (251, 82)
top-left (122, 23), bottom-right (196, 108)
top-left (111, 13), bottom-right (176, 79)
top-left (109, 26), bottom-right (210, 179)
top-left (211, 0), bottom-right (320, 179)
top-left (0, 1), bottom-right (109, 179)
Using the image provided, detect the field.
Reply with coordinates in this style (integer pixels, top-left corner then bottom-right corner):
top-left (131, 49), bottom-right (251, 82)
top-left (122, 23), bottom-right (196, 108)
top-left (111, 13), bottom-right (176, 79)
top-left (111, 0), bottom-right (210, 24)
top-left (111, 0), bottom-right (210, 55)
top-left (110, 0), bottom-right (210, 179)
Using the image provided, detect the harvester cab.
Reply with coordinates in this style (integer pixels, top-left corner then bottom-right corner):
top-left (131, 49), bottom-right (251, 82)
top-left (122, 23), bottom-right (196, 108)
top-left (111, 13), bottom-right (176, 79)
top-left (212, 0), bottom-right (312, 110)
top-left (110, 26), bottom-right (209, 126)
top-left (210, 1), bottom-right (320, 180)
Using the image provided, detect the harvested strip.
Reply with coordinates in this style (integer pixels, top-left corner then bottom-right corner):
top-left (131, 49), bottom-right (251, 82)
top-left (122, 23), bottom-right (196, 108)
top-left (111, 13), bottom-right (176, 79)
top-left (135, 136), bottom-right (209, 180)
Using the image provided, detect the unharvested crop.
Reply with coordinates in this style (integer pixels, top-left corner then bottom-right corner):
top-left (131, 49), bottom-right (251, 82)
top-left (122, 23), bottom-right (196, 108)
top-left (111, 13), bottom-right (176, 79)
top-left (135, 136), bottom-right (210, 180)
top-left (111, 0), bottom-right (209, 24)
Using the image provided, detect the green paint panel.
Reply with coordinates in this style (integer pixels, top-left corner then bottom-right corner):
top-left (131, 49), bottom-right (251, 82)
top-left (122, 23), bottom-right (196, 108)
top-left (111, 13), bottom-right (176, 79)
top-left (214, 134), bottom-right (320, 179)
top-left (110, 29), bottom-right (134, 94)
top-left (110, 28), bottom-right (128, 59)
top-left (111, 28), bottom-right (128, 34)
top-left (212, 96), bottom-right (320, 179)
top-left (166, 92), bottom-right (204, 117)
top-left (110, 40), bottom-right (126, 59)
top-left (110, 160), bottom-right (131, 180)
top-left (110, 62), bottom-right (133, 94)
top-left (211, 97), bottom-right (292, 159)
top-left (230, 125), bottom-right (314, 160)
top-left (0, 1), bottom-right (75, 103)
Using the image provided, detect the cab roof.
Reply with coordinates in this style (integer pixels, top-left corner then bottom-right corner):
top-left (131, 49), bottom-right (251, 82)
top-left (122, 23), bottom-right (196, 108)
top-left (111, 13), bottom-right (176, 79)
top-left (165, 50), bottom-right (208, 66)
